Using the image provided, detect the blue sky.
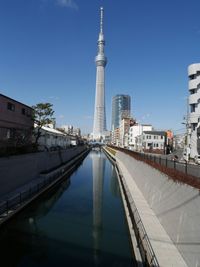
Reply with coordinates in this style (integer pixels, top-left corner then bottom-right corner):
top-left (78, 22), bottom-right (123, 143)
top-left (0, 0), bottom-right (200, 134)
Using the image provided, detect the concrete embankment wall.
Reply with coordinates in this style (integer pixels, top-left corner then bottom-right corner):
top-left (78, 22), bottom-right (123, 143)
top-left (0, 146), bottom-right (87, 199)
top-left (116, 151), bottom-right (200, 267)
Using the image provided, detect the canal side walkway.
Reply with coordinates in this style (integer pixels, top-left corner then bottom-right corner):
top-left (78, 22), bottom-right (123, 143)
top-left (104, 147), bottom-right (187, 267)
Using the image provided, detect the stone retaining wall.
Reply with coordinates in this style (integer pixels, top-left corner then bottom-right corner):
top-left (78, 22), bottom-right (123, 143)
top-left (0, 146), bottom-right (87, 199)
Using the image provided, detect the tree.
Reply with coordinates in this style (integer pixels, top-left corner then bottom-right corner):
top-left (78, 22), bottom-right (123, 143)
top-left (32, 103), bottom-right (55, 146)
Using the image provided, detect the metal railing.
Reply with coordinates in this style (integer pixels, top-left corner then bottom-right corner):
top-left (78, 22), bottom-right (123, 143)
top-left (0, 173), bottom-right (60, 220)
top-left (109, 146), bottom-right (200, 178)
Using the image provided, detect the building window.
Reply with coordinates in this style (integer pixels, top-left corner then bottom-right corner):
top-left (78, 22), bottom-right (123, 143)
top-left (190, 89), bottom-right (196, 95)
top-left (7, 102), bottom-right (15, 111)
top-left (192, 123), bottom-right (197, 131)
top-left (6, 129), bottom-right (10, 139)
top-left (21, 108), bottom-right (26, 115)
top-left (191, 104), bottom-right (195, 113)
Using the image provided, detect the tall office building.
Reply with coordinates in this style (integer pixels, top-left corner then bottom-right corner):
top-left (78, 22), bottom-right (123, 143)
top-left (111, 95), bottom-right (131, 130)
top-left (92, 7), bottom-right (107, 141)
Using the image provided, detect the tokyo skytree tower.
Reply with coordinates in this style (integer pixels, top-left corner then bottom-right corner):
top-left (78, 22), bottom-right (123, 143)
top-left (92, 7), bottom-right (107, 141)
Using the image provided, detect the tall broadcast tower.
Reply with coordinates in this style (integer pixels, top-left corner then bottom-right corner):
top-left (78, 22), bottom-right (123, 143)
top-left (92, 7), bottom-right (107, 141)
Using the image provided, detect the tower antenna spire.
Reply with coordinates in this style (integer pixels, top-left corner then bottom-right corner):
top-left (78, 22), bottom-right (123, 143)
top-left (100, 7), bottom-right (104, 33)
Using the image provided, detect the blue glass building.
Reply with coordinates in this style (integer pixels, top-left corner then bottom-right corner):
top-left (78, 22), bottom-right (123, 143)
top-left (111, 95), bottom-right (131, 130)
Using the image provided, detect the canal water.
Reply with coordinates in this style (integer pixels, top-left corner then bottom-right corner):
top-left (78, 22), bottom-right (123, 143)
top-left (0, 150), bottom-right (134, 267)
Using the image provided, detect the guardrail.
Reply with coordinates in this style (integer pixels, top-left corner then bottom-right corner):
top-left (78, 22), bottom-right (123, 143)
top-left (108, 145), bottom-right (200, 190)
top-left (110, 146), bottom-right (200, 177)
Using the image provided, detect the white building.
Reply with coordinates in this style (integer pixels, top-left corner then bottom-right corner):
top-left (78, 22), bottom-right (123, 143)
top-left (36, 126), bottom-right (71, 150)
top-left (111, 127), bottom-right (120, 146)
top-left (137, 131), bottom-right (166, 153)
top-left (188, 63), bottom-right (200, 158)
top-left (119, 118), bottom-right (131, 147)
top-left (129, 124), bottom-right (152, 150)
top-left (61, 125), bottom-right (81, 137)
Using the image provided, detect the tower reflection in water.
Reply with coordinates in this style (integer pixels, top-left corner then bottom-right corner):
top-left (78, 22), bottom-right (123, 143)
top-left (92, 149), bottom-right (105, 262)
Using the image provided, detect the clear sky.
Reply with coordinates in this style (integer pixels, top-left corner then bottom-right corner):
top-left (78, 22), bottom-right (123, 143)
top-left (0, 0), bottom-right (200, 134)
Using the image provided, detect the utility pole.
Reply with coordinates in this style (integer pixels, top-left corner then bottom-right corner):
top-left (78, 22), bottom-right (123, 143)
top-left (182, 97), bottom-right (191, 161)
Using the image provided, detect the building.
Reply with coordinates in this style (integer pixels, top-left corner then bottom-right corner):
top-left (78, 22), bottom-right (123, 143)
top-left (92, 7), bottom-right (107, 141)
top-left (136, 131), bottom-right (166, 153)
top-left (111, 95), bottom-right (131, 131)
top-left (111, 127), bottom-right (120, 146)
top-left (36, 126), bottom-right (71, 150)
top-left (188, 63), bottom-right (200, 158)
top-left (61, 125), bottom-right (81, 137)
top-left (173, 133), bottom-right (185, 150)
top-left (129, 124), bottom-right (152, 150)
top-left (61, 125), bottom-right (73, 134)
top-left (119, 117), bottom-right (132, 147)
top-left (0, 94), bottom-right (33, 148)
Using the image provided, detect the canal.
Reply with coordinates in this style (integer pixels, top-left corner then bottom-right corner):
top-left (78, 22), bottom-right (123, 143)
top-left (0, 150), bottom-right (134, 267)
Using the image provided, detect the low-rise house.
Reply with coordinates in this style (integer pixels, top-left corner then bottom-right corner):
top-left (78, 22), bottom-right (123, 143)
top-left (0, 94), bottom-right (33, 148)
top-left (36, 126), bottom-right (71, 150)
top-left (129, 124), bottom-right (152, 150)
top-left (137, 130), bottom-right (167, 154)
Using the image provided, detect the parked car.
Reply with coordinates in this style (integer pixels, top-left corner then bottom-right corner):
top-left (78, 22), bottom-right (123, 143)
top-left (194, 155), bottom-right (200, 164)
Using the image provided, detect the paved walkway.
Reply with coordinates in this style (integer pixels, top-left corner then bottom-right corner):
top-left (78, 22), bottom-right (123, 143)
top-left (117, 157), bottom-right (188, 267)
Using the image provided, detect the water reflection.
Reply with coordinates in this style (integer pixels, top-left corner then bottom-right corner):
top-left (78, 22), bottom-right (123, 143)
top-left (110, 165), bottom-right (120, 198)
top-left (0, 151), bottom-right (134, 267)
top-left (26, 179), bottom-right (71, 230)
top-left (92, 150), bottom-right (105, 262)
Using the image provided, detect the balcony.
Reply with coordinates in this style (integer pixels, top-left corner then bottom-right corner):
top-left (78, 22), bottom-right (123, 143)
top-left (189, 113), bottom-right (199, 124)
top-left (188, 63), bottom-right (200, 76)
top-left (189, 77), bottom-right (200, 90)
top-left (189, 94), bottom-right (198, 104)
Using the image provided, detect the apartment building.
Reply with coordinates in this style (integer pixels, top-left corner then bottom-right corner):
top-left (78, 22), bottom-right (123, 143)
top-left (188, 63), bottom-right (200, 158)
top-left (0, 94), bottom-right (33, 147)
